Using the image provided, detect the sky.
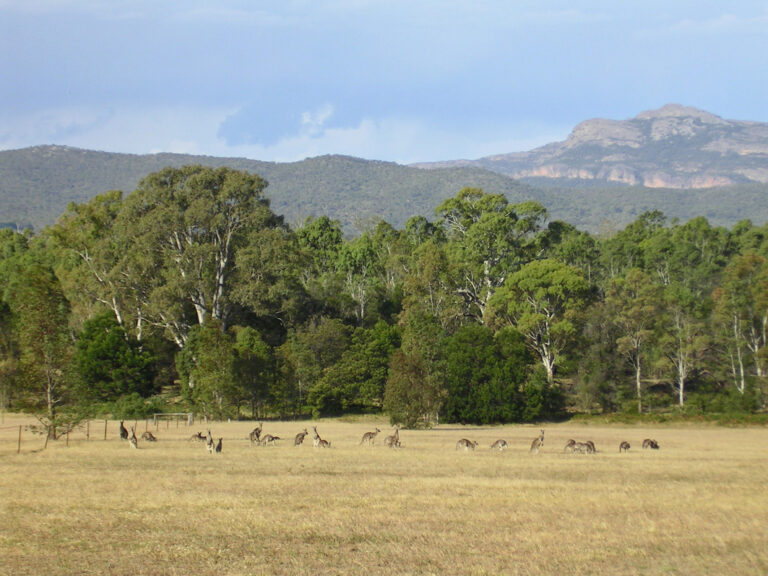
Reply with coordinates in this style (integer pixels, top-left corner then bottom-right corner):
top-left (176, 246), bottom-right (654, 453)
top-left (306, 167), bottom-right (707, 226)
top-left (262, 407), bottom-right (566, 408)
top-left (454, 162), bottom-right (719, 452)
top-left (2, 1), bottom-right (768, 164)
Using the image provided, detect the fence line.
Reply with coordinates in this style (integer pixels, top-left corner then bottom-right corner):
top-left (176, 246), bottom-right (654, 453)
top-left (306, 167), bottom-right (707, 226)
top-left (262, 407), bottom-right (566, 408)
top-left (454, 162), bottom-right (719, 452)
top-left (0, 417), bottom-right (190, 454)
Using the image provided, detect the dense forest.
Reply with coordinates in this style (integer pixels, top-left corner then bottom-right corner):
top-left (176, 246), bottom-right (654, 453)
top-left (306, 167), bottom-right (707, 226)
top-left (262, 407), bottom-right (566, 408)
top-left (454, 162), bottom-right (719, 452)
top-left (2, 165), bottom-right (767, 436)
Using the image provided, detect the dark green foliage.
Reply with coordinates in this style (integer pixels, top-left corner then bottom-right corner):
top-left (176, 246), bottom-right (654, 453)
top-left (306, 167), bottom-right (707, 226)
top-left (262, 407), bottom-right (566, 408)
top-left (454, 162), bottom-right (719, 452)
top-left (442, 324), bottom-right (533, 424)
top-left (73, 313), bottom-right (156, 404)
top-left (308, 321), bottom-right (401, 416)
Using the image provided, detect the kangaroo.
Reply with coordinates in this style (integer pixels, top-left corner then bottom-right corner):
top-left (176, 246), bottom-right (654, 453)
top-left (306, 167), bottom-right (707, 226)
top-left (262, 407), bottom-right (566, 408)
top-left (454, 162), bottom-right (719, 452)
top-left (312, 426), bottom-right (330, 448)
top-left (584, 440), bottom-right (596, 454)
top-left (119, 421), bottom-right (129, 441)
top-left (249, 423), bottom-right (263, 445)
top-left (642, 438), bottom-right (660, 450)
top-left (261, 434), bottom-right (280, 446)
top-left (530, 429), bottom-right (545, 454)
top-left (141, 431), bottom-right (157, 442)
top-left (360, 428), bottom-right (381, 446)
top-left (190, 431), bottom-right (207, 442)
top-left (619, 441), bottom-right (631, 452)
top-left (206, 436), bottom-right (215, 454)
top-left (384, 426), bottom-right (400, 448)
top-left (490, 439), bottom-right (509, 451)
top-left (456, 438), bottom-right (478, 451)
top-left (563, 439), bottom-right (577, 453)
top-left (294, 428), bottom-right (309, 446)
top-left (215, 438), bottom-right (222, 454)
top-left (128, 426), bottom-right (138, 449)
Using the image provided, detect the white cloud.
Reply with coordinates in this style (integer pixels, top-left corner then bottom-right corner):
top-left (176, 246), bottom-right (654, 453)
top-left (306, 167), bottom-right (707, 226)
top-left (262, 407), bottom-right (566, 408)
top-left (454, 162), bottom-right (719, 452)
top-left (0, 103), bottom-right (568, 165)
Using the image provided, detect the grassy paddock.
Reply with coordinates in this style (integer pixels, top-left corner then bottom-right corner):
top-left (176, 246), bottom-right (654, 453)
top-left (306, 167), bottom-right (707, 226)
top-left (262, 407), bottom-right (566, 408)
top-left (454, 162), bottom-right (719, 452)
top-left (1, 415), bottom-right (767, 575)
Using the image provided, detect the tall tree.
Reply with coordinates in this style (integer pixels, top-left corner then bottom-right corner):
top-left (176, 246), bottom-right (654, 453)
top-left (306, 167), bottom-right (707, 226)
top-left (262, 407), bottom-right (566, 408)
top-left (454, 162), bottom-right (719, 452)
top-left (116, 166), bottom-right (277, 346)
top-left (436, 189), bottom-right (548, 323)
top-left (605, 268), bottom-right (662, 412)
top-left (713, 252), bottom-right (768, 392)
top-left (488, 258), bottom-right (590, 384)
top-left (7, 262), bottom-right (75, 443)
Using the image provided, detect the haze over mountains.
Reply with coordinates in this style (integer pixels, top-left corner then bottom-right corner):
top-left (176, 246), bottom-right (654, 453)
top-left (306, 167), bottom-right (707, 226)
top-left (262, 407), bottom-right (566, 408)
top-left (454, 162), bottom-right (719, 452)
top-left (2, 105), bottom-right (768, 233)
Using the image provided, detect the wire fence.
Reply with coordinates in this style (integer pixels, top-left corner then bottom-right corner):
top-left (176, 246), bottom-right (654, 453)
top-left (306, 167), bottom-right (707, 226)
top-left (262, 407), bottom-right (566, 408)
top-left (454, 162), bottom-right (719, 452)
top-left (0, 414), bottom-right (195, 455)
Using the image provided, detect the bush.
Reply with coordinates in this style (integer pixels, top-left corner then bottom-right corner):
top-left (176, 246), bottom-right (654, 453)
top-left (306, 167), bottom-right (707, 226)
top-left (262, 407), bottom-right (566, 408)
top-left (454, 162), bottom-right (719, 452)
top-left (91, 393), bottom-right (169, 420)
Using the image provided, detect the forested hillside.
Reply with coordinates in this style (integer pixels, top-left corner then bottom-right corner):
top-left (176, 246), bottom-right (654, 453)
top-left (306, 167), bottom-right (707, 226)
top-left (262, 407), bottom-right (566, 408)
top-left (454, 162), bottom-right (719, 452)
top-left (1, 166), bottom-right (766, 438)
top-left (3, 145), bottom-right (768, 235)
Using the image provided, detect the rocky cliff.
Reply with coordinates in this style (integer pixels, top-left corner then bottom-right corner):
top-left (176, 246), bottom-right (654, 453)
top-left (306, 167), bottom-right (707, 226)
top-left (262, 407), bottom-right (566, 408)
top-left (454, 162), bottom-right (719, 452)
top-left (424, 104), bottom-right (768, 189)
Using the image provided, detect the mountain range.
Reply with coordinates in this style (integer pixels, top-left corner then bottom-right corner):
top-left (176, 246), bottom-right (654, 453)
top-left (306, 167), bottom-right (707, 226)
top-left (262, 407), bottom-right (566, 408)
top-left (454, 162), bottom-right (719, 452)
top-left (2, 104), bottom-right (768, 234)
top-left (417, 104), bottom-right (768, 189)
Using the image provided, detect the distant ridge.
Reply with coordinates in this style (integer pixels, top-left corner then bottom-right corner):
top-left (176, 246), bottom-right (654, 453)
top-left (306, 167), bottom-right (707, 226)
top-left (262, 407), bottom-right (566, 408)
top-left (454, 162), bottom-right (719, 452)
top-left (2, 104), bottom-right (768, 234)
top-left (415, 104), bottom-right (768, 189)
top-left (0, 145), bottom-right (531, 232)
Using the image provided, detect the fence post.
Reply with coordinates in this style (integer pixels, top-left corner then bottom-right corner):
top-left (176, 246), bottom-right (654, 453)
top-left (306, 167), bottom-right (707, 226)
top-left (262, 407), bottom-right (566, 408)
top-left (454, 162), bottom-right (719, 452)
top-left (17, 425), bottom-right (22, 454)
top-left (86, 420), bottom-right (90, 441)
top-left (104, 419), bottom-right (108, 440)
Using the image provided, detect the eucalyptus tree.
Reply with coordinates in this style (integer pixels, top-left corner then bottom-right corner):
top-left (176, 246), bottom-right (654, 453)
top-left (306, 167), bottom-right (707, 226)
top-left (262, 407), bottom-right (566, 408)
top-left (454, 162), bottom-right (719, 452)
top-left (115, 166), bottom-right (280, 347)
top-left (46, 191), bottom-right (128, 332)
top-left (6, 260), bottom-right (75, 442)
top-left (604, 268), bottom-right (663, 412)
top-left (488, 258), bottom-right (590, 384)
top-left (435, 188), bottom-right (548, 324)
top-left (712, 252), bottom-right (768, 392)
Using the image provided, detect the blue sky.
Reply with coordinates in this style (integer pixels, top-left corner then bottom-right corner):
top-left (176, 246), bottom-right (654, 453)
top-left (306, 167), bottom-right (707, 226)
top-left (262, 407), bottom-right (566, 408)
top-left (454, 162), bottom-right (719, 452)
top-left (2, 1), bottom-right (767, 164)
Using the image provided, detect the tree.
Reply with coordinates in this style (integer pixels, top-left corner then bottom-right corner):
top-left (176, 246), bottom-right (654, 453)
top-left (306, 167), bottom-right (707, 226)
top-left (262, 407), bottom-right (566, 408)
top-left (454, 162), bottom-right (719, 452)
top-left (488, 259), bottom-right (590, 384)
top-left (7, 262), bottom-right (75, 443)
top-left (116, 166), bottom-right (277, 346)
top-left (713, 252), bottom-right (768, 393)
top-left (73, 312), bottom-right (156, 405)
top-left (309, 321), bottom-right (400, 415)
top-left (657, 285), bottom-right (709, 407)
top-left (605, 268), bottom-right (662, 412)
top-left (384, 308), bottom-right (446, 427)
top-left (176, 321), bottom-right (239, 419)
top-left (436, 189), bottom-right (548, 323)
top-left (46, 191), bottom-right (128, 332)
top-left (441, 324), bottom-right (532, 424)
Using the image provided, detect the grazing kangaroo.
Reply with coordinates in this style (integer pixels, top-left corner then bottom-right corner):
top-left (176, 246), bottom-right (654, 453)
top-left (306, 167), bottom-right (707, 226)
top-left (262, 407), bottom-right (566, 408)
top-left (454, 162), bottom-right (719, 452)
top-left (249, 423), bottom-right (263, 445)
top-left (119, 421), bottom-right (129, 441)
top-left (215, 438), bottom-right (222, 454)
top-left (584, 440), bottom-right (596, 454)
top-left (312, 426), bottom-right (330, 448)
top-left (456, 438), bottom-right (478, 451)
top-left (619, 441), bottom-right (631, 452)
top-left (530, 429), bottom-right (545, 454)
top-left (642, 438), bottom-right (660, 450)
top-left (563, 439), bottom-right (577, 453)
top-left (191, 431), bottom-right (207, 442)
top-left (128, 427), bottom-right (138, 449)
top-left (490, 439), bottom-right (509, 451)
top-left (384, 426), bottom-right (400, 448)
top-left (360, 428), bottom-right (381, 446)
top-left (261, 434), bottom-right (280, 446)
top-left (294, 428), bottom-right (309, 446)
top-left (141, 431), bottom-right (157, 442)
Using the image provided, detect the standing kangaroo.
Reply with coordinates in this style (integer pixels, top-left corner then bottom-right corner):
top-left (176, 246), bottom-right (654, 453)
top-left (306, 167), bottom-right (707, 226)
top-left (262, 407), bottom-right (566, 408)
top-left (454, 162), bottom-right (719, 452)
top-left (128, 426), bottom-right (138, 449)
top-left (384, 426), bottom-right (400, 448)
top-left (530, 429), bottom-right (545, 454)
top-left (294, 428), bottom-right (309, 446)
top-left (360, 428), bottom-right (381, 446)
top-left (119, 421), bottom-right (129, 441)
top-left (312, 426), bottom-right (330, 448)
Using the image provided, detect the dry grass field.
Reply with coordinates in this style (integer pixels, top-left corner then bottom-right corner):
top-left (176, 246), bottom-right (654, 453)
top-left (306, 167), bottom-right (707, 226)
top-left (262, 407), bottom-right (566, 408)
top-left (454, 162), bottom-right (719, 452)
top-left (1, 414), bottom-right (767, 575)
